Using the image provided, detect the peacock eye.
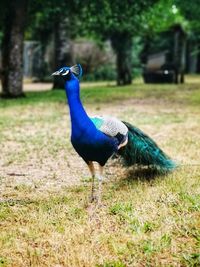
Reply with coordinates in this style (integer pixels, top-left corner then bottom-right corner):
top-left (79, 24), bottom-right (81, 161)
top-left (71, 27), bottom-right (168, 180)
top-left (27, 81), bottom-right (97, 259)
top-left (62, 70), bottom-right (69, 76)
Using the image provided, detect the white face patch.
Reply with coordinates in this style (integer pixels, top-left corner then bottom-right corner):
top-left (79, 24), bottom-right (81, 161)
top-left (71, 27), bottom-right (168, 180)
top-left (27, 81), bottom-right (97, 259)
top-left (62, 70), bottom-right (69, 76)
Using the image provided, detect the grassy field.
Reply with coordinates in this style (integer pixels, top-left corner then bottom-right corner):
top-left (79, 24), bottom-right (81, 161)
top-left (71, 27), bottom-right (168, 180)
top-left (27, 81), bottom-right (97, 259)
top-left (0, 78), bottom-right (200, 266)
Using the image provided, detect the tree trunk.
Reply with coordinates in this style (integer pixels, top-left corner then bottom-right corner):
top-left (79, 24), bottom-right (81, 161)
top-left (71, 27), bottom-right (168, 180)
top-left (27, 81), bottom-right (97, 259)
top-left (180, 36), bottom-right (186, 84)
top-left (173, 30), bottom-right (180, 84)
top-left (140, 36), bottom-right (151, 65)
top-left (185, 39), bottom-right (189, 74)
top-left (173, 26), bottom-right (186, 84)
top-left (196, 43), bottom-right (200, 73)
top-left (111, 33), bottom-right (132, 86)
top-left (1, 0), bottom-right (28, 98)
top-left (52, 17), bottom-right (75, 89)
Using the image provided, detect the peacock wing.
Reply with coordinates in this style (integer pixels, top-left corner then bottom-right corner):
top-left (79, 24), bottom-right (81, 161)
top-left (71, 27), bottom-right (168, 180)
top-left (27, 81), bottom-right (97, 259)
top-left (90, 116), bottom-right (128, 145)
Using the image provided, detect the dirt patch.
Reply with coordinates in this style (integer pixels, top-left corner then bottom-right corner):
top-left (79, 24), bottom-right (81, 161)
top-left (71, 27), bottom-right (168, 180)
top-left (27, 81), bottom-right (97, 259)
top-left (0, 97), bottom-right (200, 197)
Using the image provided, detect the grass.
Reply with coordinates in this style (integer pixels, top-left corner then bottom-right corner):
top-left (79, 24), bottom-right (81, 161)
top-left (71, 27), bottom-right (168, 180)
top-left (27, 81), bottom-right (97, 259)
top-left (1, 79), bottom-right (200, 108)
top-left (0, 77), bottom-right (200, 266)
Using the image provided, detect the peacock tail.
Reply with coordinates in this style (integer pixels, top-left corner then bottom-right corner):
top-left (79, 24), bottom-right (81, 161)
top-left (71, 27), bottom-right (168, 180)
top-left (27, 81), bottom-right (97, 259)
top-left (118, 121), bottom-right (177, 173)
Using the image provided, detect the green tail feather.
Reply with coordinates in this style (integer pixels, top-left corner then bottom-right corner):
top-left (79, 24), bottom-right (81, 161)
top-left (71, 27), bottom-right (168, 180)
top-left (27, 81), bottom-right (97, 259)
top-left (118, 122), bottom-right (177, 173)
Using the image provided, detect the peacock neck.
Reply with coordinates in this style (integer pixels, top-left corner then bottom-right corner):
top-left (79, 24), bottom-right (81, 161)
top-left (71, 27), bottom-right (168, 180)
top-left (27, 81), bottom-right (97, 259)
top-left (65, 77), bottom-right (94, 138)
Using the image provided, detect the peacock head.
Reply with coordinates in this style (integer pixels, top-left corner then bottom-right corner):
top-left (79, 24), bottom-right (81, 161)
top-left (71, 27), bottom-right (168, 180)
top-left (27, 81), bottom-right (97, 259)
top-left (51, 64), bottom-right (82, 81)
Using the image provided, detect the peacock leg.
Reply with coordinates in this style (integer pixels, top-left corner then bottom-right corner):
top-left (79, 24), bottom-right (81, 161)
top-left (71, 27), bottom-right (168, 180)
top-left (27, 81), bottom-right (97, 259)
top-left (97, 164), bottom-right (104, 205)
top-left (88, 161), bottom-right (96, 202)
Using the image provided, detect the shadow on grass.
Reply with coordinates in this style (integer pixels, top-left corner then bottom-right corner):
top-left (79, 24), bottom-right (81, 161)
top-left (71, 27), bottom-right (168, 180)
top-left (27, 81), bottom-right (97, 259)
top-left (113, 166), bottom-right (171, 191)
top-left (125, 167), bottom-right (168, 181)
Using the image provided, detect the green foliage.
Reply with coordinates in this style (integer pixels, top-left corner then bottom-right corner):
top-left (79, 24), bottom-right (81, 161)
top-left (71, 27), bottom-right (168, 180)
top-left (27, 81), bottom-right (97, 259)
top-left (26, 0), bottom-right (81, 42)
top-left (83, 64), bottom-right (116, 81)
top-left (176, 0), bottom-right (200, 32)
top-left (142, 240), bottom-right (156, 254)
top-left (82, 0), bottom-right (157, 39)
top-left (109, 202), bottom-right (133, 215)
top-left (143, 0), bottom-right (188, 35)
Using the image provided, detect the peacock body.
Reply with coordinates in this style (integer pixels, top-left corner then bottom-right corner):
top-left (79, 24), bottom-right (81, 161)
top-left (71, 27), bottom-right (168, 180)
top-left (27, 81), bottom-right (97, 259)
top-left (52, 64), bottom-right (176, 202)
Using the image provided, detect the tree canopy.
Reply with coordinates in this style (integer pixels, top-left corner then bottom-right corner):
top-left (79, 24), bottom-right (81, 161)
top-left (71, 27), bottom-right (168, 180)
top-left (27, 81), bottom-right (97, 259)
top-left (142, 0), bottom-right (188, 35)
top-left (80, 0), bottom-right (157, 85)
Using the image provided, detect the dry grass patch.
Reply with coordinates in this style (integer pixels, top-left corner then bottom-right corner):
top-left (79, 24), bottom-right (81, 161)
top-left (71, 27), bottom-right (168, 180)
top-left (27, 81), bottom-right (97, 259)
top-left (0, 80), bottom-right (200, 266)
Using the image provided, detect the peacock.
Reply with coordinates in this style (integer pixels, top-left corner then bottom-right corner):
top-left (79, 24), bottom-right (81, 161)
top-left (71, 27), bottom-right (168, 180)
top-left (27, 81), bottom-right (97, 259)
top-left (52, 64), bottom-right (176, 203)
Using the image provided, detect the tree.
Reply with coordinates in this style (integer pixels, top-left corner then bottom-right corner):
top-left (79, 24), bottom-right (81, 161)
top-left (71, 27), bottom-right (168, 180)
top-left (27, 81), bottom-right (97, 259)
top-left (141, 0), bottom-right (188, 83)
top-left (82, 0), bottom-right (156, 85)
top-left (52, 16), bottom-right (75, 89)
top-left (175, 0), bottom-right (200, 73)
top-left (28, 0), bottom-right (80, 88)
top-left (1, 0), bottom-right (29, 97)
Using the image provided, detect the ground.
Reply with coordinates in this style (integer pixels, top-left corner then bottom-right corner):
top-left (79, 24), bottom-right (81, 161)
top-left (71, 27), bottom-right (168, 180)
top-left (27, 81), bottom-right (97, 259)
top-left (0, 77), bottom-right (200, 266)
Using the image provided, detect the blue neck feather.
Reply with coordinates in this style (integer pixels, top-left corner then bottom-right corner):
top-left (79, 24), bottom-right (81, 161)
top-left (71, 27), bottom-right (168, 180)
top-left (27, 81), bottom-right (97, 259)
top-left (64, 74), bottom-right (95, 138)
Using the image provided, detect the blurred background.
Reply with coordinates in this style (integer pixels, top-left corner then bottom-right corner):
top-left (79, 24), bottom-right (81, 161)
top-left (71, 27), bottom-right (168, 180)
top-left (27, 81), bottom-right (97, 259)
top-left (0, 2), bottom-right (200, 265)
top-left (0, 0), bottom-right (200, 97)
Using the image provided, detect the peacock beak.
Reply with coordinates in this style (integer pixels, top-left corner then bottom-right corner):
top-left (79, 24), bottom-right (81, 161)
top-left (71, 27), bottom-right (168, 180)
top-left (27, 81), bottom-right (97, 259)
top-left (51, 71), bottom-right (60, 76)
